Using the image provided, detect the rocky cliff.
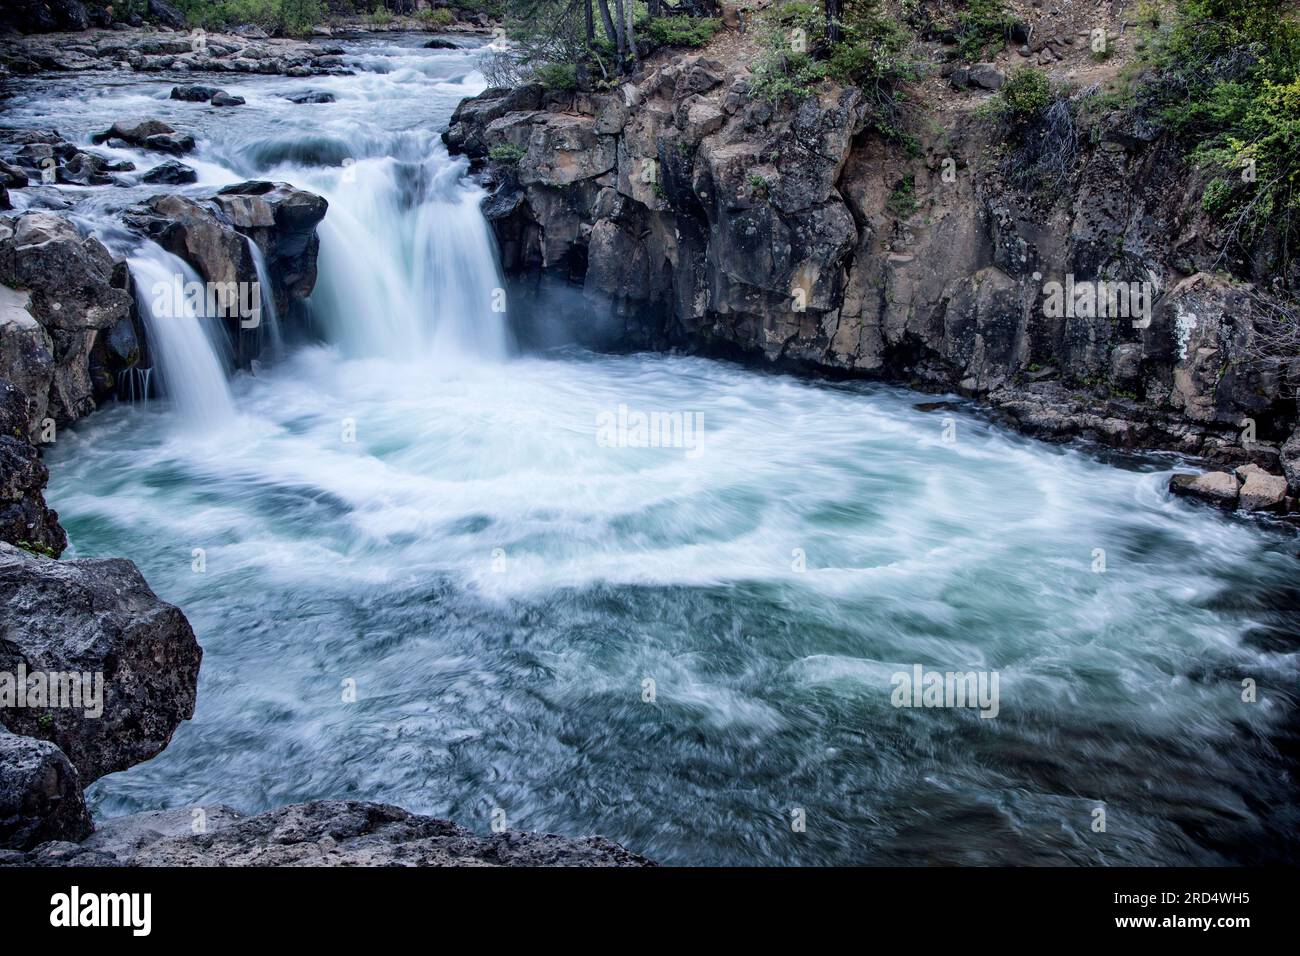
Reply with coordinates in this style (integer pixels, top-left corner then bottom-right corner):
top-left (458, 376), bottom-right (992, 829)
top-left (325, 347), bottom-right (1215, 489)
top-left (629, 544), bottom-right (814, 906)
top-left (445, 25), bottom-right (1299, 511)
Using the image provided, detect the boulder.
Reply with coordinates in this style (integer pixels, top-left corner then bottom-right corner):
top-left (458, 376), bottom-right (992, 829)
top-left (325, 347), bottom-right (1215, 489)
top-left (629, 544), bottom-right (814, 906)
top-left (0, 541), bottom-right (202, 784)
top-left (0, 728), bottom-right (91, 851)
top-left (0, 0), bottom-right (90, 34)
top-left (211, 92), bottom-right (245, 107)
top-left (56, 151), bottom-right (133, 186)
top-left (92, 120), bottom-right (195, 155)
top-left (1281, 428), bottom-right (1300, 496)
top-left (969, 64), bottom-right (1006, 90)
top-left (1235, 463), bottom-right (1288, 513)
top-left (125, 193), bottom-right (253, 287)
top-left (213, 181), bottom-right (328, 306)
top-left (147, 0), bottom-right (188, 30)
top-left (170, 85), bottom-right (220, 102)
top-left (1169, 471), bottom-right (1240, 509)
top-left (141, 159), bottom-right (197, 185)
top-left (286, 91), bottom-right (336, 104)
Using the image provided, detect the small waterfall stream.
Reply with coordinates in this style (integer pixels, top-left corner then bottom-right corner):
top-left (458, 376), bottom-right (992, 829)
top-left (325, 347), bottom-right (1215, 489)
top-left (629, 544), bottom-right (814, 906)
top-left (128, 242), bottom-right (236, 427)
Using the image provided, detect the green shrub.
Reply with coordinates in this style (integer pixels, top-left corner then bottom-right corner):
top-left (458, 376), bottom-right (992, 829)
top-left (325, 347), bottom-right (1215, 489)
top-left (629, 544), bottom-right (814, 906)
top-left (533, 61), bottom-right (578, 91)
top-left (1141, 0), bottom-right (1300, 269)
top-left (887, 173), bottom-right (918, 218)
top-left (990, 66), bottom-right (1053, 122)
top-left (175, 0), bottom-right (323, 36)
top-left (489, 142), bottom-right (526, 164)
top-left (417, 8), bottom-right (455, 27)
top-left (641, 16), bottom-right (721, 49)
top-left (954, 0), bottom-right (1013, 61)
top-left (748, 2), bottom-right (828, 103)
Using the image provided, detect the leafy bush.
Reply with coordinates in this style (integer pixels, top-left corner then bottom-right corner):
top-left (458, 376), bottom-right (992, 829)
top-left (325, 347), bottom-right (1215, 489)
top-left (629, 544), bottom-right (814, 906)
top-left (489, 142), bottom-right (527, 164)
top-left (989, 66), bottom-right (1052, 123)
top-left (748, 2), bottom-right (829, 102)
top-left (533, 61), bottom-right (578, 91)
top-left (954, 0), bottom-right (1013, 61)
top-left (177, 0), bottom-right (324, 35)
top-left (887, 173), bottom-right (918, 218)
top-left (417, 8), bottom-right (455, 27)
top-left (641, 16), bottom-right (721, 49)
top-left (1140, 0), bottom-right (1300, 271)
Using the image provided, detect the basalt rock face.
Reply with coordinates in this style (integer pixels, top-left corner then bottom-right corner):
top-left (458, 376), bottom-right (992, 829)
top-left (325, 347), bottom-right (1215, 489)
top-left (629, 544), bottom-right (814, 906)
top-left (447, 61), bottom-right (1299, 495)
top-left (1, 800), bottom-right (655, 866)
top-left (0, 382), bottom-right (65, 556)
top-left (0, 727), bottom-right (92, 851)
top-left (0, 541), bottom-right (202, 784)
top-left (0, 211), bottom-right (135, 432)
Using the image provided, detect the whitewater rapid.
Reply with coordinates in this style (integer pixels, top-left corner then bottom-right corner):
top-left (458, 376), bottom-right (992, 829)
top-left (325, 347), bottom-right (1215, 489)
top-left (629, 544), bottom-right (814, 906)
top-left (6, 35), bottom-right (1296, 865)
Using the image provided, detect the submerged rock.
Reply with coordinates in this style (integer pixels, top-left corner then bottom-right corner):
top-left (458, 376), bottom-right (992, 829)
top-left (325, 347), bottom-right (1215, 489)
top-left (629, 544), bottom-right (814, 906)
top-left (285, 91), bottom-right (336, 104)
top-left (170, 84), bottom-right (220, 102)
top-left (0, 541), bottom-right (202, 784)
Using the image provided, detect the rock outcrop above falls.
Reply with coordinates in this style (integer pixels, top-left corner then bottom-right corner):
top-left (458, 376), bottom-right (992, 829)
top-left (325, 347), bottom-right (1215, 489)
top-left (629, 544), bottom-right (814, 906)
top-left (446, 58), bottom-right (1300, 502)
top-left (125, 180), bottom-right (328, 320)
top-left (3, 800), bottom-right (654, 866)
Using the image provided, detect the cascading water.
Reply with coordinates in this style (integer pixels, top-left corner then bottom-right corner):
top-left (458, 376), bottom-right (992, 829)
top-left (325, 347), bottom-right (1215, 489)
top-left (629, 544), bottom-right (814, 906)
top-left (244, 236), bottom-right (284, 361)
top-left (8, 35), bottom-right (1295, 866)
top-left (293, 145), bottom-right (510, 361)
top-left (128, 242), bottom-right (236, 427)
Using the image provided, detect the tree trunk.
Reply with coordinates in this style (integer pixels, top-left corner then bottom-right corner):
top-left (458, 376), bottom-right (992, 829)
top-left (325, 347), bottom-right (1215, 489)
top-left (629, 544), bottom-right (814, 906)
top-left (625, 0), bottom-right (638, 60)
top-left (597, 0), bottom-right (618, 47)
top-left (613, 0), bottom-right (627, 57)
top-left (826, 0), bottom-right (843, 44)
top-left (649, 0), bottom-right (661, 19)
top-left (585, 0), bottom-right (595, 44)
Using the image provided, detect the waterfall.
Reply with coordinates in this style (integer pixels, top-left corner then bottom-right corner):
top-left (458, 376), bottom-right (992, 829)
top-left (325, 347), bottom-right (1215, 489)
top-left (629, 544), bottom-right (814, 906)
top-left (128, 242), bottom-right (236, 427)
top-left (245, 236), bottom-right (284, 361)
top-left (303, 145), bottom-right (510, 362)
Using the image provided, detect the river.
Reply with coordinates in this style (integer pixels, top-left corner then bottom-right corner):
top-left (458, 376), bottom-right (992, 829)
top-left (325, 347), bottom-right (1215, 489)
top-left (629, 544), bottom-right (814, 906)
top-left (4, 33), bottom-right (1296, 865)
